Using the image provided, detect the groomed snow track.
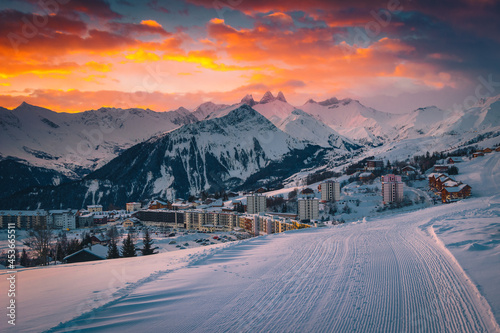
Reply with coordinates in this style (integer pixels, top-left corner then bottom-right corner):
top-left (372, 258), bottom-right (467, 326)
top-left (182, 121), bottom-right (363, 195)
top-left (44, 200), bottom-right (500, 333)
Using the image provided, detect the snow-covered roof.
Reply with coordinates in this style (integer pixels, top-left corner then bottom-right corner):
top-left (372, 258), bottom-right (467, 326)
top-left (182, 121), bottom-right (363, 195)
top-left (63, 248), bottom-right (106, 261)
top-left (359, 172), bottom-right (374, 177)
top-left (443, 184), bottom-right (469, 192)
top-left (443, 180), bottom-right (460, 187)
top-left (0, 210), bottom-right (48, 216)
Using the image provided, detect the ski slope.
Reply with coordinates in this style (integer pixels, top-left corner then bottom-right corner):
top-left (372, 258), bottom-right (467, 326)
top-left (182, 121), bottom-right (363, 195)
top-left (3, 195), bottom-right (499, 333)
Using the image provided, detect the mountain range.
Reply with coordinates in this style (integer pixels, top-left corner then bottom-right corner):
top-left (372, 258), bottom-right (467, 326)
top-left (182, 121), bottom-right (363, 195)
top-left (1, 91), bottom-right (499, 209)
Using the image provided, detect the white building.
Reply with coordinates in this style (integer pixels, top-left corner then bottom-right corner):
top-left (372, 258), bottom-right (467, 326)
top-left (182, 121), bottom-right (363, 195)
top-left (247, 194), bottom-right (267, 214)
top-left (126, 202), bottom-right (142, 212)
top-left (321, 181), bottom-right (340, 202)
top-left (381, 174), bottom-right (404, 204)
top-left (298, 198), bottom-right (319, 221)
top-left (49, 209), bottom-right (77, 229)
top-left (87, 205), bottom-right (103, 213)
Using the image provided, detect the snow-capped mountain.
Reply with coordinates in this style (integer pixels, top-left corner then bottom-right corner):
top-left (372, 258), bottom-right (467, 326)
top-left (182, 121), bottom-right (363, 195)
top-left (277, 109), bottom-right (361, 151)
top-left (300, 98), bottom-right (398, 145)
top-left (252, 91), bottom-right (296, 124)
top-left (0, 102), bottom-right (198, 178)
top-left (2, 105), bottom-right (327, 209)
top-left (192, 101), bottom-right (229, 121)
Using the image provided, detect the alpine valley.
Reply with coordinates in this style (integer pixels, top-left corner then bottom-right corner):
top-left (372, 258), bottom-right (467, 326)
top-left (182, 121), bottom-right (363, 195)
top-left (1, 91), bottom-right (499, 209)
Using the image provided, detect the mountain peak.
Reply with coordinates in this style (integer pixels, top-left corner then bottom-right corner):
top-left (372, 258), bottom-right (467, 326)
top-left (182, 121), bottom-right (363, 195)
top-left (276, 91), bottom-right (287, 103)
top-left (318, 97), bottom-right (339, 106)
top-left (260, 91), bottom-right (275, 104)
top-left (241, 94), bottom-right (257, 106)
top-left (305, 98), bottom-right (317, 104)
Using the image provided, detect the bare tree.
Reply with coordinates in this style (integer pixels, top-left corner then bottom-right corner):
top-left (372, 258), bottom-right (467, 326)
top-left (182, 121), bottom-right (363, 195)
top-left (28, 222), bottom-right (53, 266)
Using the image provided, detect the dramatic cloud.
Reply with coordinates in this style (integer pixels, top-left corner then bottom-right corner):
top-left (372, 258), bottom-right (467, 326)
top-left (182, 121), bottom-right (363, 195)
top-left (0, 0), bottom-right (498, 112)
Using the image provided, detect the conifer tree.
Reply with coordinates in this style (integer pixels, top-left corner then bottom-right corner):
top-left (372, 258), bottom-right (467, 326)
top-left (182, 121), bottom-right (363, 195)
top-left (141, 229), bottom-right (157, 256)
top-left (20, 249), bottom-right (29, 267)
top-left (107, 240), bottom-right (120, 259)
top-left (121, 233), bottom-right (136, 257)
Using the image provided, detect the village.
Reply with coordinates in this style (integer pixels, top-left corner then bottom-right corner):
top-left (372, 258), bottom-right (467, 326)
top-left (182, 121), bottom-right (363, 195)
top-left (1, 146), bottom-right (498, 267)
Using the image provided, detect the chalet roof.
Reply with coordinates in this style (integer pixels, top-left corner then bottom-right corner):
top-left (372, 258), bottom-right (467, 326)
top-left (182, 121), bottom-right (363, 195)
top-left (148, 199), bottom-right (170, 206)
top-left (63, 248), bottom-right (105, 261)
top-left (359, 172), bottom-right (374, 177)
top-left (447, 157), bottom-right (463, 162)
top-left (442, 184), bottom-right (469, 193)
top-left (402, 165), bottom-right (416, 170)
top-left (443, 180), bottom-right (460, 187)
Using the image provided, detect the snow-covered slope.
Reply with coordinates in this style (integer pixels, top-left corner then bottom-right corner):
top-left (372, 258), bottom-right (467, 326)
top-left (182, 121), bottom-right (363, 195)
top-left (0, 103), bottom-right (198, 177)
top-left (300, 98), bottom-right (399, 145)
top-left (277, 109), bottom-right (361, 151)
top-left (192, 101), bottom-right (229, 121)
top-left (252, 91), bottom-right (296, 124)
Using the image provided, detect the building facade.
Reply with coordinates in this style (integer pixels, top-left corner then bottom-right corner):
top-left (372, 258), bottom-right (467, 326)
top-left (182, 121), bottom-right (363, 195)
top-left (247, 194), bottom-right (267, 214)
top-left (0, 210), bottom-right (49, 229)
top-left (87, 205), bottom-right (103, 213)
top-left (381, 174), bottom-right (404, 204)
top-left (126, 202), bottom-right (142, 212)
top-left (321, 181), bottom-right (340, 202)
top-left (298, 198), bottom-right (319, 221)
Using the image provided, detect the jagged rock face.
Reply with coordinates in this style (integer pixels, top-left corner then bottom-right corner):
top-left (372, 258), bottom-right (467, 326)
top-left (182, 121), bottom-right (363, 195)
top-left (276, 91), bottom-right (287, 103)
top-left (241, 94), bottom-right (257, 106)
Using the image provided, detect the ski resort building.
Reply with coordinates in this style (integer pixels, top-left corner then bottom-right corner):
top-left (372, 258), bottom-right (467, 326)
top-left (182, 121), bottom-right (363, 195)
top-left (184, 210), bottom-right (239, 232)
top-left (0, 210), bottom-right (49, 229)
top-left (126, 202), bottom-right (142, 212)
top-left (366, 160), bottom-right (384, 171)
top-left (441, 185), bottom-right (472, 203)
top-left (247, 194), bottom-right (267, 214)
top-left (49, 209), bottom-right (77, 229)
top-left (87, 205), bottom-right (103, 213)
top-left (320, 181), bottom-right (341, 202)
top-left (298, 198), bottom-right (319, 221)
top-left (381, 174), bottom-right (404, 204)
top-left (238, 213), bottom-right (313, 236)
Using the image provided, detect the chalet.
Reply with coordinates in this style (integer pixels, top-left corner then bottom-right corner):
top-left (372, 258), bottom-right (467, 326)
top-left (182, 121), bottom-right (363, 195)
top-left (434, 165), bottom-right (449, 172)
top-left (300, 188), bottom-right (315, 198)
top-left (90, 235), bottom-right (110, 245)
top-left (446, 157), bottom-right (462, 164)
top-left (441, 184), bottom-right (471, 203)
top-left (171, 202), bottom-right (193, 210)
top-left (359, 172), bottom-right (375, 182)
top-left (63, 248), bottom-right (105, 264)
top-left (428, 173), bottom-right (451, 191)
top-left (147, 199), bottom-right (172, 210)
top-left (122, 217), bottom-right (140, 228)
top-left (472, 152), bottom-right (484, 158)
top-left (255, 187), bottom-right (268, 193)
top-left (496, 147), bottom-right (500, 152)
top-left (482, 148), bottom-right (493, 153)
top-left (366, 160), bottom-right (384, 171)
top-left (401, 165), bottom-right (417, 175)
top-left (435, 175), bottom-right (453, 191)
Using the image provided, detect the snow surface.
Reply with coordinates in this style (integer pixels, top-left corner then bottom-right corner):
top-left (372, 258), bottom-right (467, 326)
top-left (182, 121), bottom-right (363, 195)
top-left (3, 183), bottom-right (500, 331)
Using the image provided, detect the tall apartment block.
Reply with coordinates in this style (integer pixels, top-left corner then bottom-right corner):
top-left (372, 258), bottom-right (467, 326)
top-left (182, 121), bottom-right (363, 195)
top-left (246, 194), bottom-right (267, 214)
top-left (321, 181), bottom-right (340, 202)
top-left (298, 198), bottom-right (319, 221)
top-left (381, 174), bottom-right (404, 204)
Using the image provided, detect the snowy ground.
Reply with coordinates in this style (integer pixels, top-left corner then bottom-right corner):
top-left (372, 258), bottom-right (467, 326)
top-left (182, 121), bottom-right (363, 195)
top-left (1, 194), bottom-right (499, 332)
top-left (1, 153), bottom-right (499, 333)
